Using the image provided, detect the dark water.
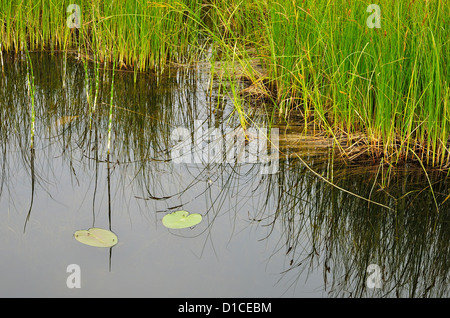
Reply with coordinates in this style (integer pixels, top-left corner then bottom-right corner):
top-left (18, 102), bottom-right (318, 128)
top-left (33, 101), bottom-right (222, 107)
top-left (0, 52), bottom-right (448, 297)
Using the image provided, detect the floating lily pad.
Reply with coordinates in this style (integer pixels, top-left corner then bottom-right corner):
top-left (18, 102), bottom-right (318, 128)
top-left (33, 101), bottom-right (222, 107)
top-left (74, 227), bottom-right (118, 247)
top-left (162, 210), bottom-right (202, 229)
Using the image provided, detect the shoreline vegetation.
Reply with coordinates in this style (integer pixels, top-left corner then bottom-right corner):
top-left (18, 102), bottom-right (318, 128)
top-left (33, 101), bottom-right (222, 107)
top-left (1, 0), bottom-right (449, 171)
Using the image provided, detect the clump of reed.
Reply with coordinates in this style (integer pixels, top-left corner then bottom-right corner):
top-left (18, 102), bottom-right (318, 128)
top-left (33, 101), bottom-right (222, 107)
top-left (1, 0), bottom-right (448, 169)
top-left (0, 0), bottom-right (205, 70)
top-left (251, 0), bottom-right (449, 170)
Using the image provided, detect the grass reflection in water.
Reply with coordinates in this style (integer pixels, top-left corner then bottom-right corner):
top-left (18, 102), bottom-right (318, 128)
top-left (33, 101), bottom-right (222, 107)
top-left (0, 53), bottom-right (448, 298)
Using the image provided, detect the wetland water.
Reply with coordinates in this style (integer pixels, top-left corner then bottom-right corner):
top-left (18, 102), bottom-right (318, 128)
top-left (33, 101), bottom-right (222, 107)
top-left (0, 53), bottom-right (448, 297)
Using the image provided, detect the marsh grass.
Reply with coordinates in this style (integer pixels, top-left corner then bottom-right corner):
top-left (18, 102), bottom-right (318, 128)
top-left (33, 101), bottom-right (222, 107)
top-left (1, 0), bottom-right (448, 169)
top-left (254, 0), bottom-right (449, 165)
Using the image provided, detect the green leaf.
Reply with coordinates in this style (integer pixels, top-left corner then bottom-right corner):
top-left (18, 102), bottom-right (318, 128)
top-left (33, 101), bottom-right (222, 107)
top-left (74, 227), bottom-right (118, 248)
top-left (162, 210), bottom-right (202, 229)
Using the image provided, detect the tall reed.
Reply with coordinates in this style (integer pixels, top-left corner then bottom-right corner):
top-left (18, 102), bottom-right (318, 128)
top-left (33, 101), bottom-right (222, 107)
top-left (25, 50), bottom-right (36, 149)
top-left (107, 59), bottom-right (115, 155)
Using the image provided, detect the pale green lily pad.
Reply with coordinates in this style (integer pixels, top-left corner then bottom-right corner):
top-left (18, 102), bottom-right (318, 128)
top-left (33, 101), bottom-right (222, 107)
top-left (162, 210), bottom-right (202, 229)
top-left (74, 227), bottom-right (118, 247)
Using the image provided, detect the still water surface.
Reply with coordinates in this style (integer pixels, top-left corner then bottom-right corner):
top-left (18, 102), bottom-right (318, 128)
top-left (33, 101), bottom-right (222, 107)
top-left (0, 53), bottom-right (448, 297)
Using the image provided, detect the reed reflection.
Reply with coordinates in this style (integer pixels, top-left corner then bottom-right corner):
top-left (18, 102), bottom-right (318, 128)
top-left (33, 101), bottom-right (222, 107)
top-left (0, 52), bottom-right (447, 298)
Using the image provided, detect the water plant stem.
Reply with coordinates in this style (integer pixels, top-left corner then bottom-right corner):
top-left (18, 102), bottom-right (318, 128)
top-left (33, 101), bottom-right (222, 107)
top-left (107, 59), bottom-right (115, 155)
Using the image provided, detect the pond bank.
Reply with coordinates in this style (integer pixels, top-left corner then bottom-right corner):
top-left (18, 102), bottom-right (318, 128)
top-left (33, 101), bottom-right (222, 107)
top-left (1, 0), bottom-right (449, 171)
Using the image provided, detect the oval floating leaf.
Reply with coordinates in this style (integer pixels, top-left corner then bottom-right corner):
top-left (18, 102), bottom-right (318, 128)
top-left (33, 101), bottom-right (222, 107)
top-left (74, 227), bottom-right (118, 247)
top-left (162, 210), bottom-right (202, 229)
